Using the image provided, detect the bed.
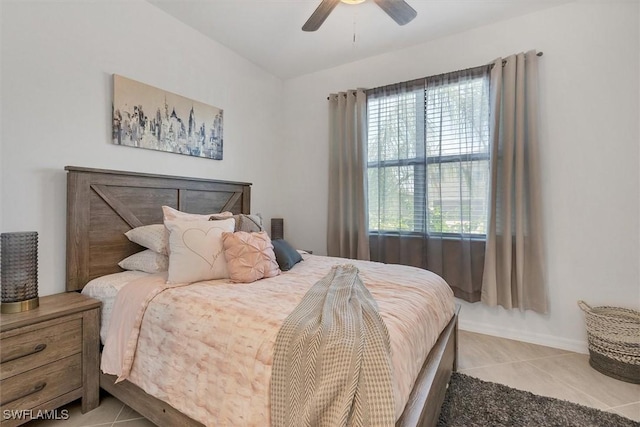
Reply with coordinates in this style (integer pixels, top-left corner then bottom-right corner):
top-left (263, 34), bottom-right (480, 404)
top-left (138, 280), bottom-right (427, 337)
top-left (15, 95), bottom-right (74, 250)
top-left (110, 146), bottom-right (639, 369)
top-left (65, 166), bottom-right (459, 427)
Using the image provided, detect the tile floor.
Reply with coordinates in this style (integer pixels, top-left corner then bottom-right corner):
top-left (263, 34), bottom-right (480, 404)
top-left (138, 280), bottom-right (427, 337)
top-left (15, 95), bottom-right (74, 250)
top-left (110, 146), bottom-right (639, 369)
top-left (457, 331), bottom-right (640, 422)
top-left (25, 330), bottom-right (640, 426)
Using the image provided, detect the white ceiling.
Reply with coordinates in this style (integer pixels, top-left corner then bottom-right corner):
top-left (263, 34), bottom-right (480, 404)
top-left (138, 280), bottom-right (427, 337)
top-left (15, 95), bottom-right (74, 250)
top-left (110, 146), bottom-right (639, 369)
top-left (148, 0), bottom-right (568, 79)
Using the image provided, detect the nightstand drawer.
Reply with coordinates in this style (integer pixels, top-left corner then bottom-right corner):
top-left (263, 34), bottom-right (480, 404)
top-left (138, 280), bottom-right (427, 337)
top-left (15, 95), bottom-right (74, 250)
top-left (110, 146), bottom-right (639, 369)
top-left (0, 318), bottom-right (82, 380)
top-left (0, 353), bottom-right (82, 411)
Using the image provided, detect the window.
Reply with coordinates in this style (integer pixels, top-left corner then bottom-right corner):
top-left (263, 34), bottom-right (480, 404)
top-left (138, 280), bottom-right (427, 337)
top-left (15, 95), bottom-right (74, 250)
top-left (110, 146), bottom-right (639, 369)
top-left (367, 68), bottom-right (490, 237)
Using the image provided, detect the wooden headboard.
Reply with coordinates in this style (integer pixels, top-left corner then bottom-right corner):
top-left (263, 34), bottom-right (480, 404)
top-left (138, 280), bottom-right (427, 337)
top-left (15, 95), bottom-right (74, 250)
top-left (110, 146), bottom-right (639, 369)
top-left (65, 166), bottom-right (252, 291)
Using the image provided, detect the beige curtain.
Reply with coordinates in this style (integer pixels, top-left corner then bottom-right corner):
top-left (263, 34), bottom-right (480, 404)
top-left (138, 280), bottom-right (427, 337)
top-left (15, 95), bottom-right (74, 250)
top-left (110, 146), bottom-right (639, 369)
top-left (327, 90), bottom-right (370, 260)
top-left (482, 50), bottom-right (547, 313)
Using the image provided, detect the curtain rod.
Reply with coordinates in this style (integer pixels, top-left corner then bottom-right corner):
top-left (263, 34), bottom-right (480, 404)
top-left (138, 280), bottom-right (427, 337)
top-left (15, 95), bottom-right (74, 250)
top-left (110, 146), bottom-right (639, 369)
top-left (496, 51), bottom-right (543, 68)
top-left (327, 51), bottom-right (544, 100)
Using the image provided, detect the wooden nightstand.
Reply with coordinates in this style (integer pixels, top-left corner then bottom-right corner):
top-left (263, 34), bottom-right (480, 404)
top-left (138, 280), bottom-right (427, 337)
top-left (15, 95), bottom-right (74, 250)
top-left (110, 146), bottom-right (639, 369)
top-left (0, 293), bottom-right (100, 426)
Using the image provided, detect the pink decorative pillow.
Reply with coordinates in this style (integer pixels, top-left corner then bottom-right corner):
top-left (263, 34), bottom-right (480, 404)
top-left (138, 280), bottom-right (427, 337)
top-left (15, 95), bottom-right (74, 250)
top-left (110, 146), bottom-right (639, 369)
top-left (162, 206), bottom-right (233, 222)
top-left (162, 207), bottom-right (233, 255)
top-left (222, 231), bottom-right (281, 283)
top-left (165, 218), bottom-right (236, 284)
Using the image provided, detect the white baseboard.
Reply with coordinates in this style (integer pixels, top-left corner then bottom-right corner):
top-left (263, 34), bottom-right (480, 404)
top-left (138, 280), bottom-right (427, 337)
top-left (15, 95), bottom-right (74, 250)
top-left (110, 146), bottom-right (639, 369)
top-left (459, 319), bottom-right (589, 354)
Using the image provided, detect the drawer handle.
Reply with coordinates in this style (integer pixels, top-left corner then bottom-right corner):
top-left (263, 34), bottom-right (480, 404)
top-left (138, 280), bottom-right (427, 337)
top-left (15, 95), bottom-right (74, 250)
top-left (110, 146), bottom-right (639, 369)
top-left (0, 381), bottom-right (47, 406)
top-left (1, 343), bottom-right (47, 364)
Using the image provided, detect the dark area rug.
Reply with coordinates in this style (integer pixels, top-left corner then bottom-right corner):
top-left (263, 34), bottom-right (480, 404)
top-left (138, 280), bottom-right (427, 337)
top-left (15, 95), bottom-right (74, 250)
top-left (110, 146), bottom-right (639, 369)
top-left (438, 372), bottom-right (639, 427)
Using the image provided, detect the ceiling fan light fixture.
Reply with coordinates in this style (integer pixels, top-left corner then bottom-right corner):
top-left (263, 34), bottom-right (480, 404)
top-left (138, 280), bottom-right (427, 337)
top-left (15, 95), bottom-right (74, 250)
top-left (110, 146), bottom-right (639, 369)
top-left (303, 0), bottom-right (416, 32)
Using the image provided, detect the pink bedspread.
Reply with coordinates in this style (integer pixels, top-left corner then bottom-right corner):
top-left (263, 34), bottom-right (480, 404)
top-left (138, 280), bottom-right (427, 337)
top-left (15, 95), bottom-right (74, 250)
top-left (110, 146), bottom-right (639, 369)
top-left (101, 254), bottom-right (454, 425)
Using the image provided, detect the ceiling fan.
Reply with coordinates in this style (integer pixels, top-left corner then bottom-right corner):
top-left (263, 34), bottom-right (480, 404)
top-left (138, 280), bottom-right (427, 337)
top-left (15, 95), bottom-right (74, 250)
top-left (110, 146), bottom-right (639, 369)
top-left (302, 0), bottom-right (417, 32)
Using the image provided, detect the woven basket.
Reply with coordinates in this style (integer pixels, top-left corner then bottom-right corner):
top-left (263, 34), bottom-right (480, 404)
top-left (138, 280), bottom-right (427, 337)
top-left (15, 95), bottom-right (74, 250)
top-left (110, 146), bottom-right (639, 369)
top-left (578, 300), bottom-right (640, 384)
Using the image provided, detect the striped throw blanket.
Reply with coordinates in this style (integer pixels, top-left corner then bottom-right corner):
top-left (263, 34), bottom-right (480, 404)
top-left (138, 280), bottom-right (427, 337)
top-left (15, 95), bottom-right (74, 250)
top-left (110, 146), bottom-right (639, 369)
top-left (270, 264), bottom-right (395, 427)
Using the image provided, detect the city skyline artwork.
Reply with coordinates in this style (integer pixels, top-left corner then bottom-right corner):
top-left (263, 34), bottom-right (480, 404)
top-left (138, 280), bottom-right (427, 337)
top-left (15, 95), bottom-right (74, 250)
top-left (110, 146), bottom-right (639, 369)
top-left (112, 74), bottom-right (223, 160)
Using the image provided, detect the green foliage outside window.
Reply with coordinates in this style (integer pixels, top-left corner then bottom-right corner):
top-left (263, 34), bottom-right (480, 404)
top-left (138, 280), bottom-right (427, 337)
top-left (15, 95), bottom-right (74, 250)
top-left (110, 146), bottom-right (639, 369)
top-left (367, 75), bottom-right (490, 236)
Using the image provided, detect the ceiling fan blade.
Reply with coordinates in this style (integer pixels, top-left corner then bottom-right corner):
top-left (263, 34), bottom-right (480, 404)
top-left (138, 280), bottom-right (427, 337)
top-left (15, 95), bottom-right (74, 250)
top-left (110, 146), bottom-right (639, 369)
top-left (302, 0), bottom-right (341, 32)
top-left (373, 0), bottom-right (417, 26)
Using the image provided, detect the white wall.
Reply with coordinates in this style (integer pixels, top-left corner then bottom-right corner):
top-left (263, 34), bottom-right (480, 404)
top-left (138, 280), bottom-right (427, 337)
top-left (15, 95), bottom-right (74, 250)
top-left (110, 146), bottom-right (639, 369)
top-left (2, 0), bottom-right (638, 353)
top-left (281, 1), bottom-right (640, 352)
top-left (1, 0), bottom-right (283, 296)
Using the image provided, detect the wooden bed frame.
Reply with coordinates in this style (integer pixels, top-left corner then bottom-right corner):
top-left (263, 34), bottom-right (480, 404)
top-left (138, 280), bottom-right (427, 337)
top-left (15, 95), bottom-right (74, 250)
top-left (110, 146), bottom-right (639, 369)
top-left (65, 166), bottom-right (458, 427)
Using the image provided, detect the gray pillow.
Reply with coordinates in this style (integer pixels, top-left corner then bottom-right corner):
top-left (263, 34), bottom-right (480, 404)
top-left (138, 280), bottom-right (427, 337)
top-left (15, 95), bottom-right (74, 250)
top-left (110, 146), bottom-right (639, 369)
top-left (210, 214), bottom-right (263, 233)
top-left (234, 214), bottom-right (263, 233)
top-left (271, 239), bottom-right (303, 271)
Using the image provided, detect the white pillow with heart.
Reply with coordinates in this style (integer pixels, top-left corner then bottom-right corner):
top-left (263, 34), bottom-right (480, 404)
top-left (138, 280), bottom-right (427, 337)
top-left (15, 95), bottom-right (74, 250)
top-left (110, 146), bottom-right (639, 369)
top-left (165, 218), bottom-right (235, 284)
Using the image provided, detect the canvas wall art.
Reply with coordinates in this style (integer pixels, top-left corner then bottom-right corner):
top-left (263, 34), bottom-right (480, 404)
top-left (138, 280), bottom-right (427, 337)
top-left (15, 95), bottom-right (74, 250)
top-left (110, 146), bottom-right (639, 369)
top-left (112, 75), bottom-right (223, 160)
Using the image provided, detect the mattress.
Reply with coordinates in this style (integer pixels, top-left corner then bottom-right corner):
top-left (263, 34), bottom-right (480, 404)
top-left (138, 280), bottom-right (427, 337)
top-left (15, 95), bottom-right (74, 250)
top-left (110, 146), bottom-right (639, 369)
top-left (82, 270), bottom-right (149, 343)
top-left (100, 254), bottom-right (455, 425)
